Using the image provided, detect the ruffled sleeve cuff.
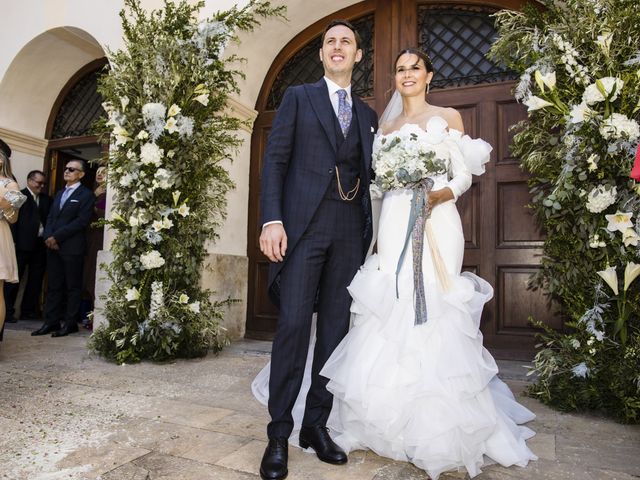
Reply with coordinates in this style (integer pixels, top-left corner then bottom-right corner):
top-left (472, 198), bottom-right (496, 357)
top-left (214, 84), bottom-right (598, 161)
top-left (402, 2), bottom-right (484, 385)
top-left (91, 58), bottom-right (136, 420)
top-left (449, 129), bottom-right (492, 176)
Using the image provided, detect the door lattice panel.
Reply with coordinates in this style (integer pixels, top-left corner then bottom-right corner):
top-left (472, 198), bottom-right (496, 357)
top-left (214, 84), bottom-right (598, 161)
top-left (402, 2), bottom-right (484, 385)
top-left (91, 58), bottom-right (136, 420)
top-left (417, 5), bottom-right (517, 90)
top-left (52, 69), bottom-right (105, 139)
top-left (267, 15), bottom-right (375, 110)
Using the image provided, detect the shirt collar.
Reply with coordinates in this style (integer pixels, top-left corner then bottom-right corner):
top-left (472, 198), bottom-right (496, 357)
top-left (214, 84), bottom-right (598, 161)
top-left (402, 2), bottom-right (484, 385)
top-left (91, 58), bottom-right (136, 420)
top-left (26, 186), bottom-right (38, 199)
top-left (65, 182), bottom-right (82, 192)
top-left (324, 76), bottom-right (352, 102)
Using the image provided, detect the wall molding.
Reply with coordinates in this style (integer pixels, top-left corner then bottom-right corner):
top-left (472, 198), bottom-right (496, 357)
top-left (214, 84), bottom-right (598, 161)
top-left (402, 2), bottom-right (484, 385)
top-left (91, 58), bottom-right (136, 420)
top-left (0, 127), bottom-right (48, 157)
top-left (226, 96), bottom-right (258, 133)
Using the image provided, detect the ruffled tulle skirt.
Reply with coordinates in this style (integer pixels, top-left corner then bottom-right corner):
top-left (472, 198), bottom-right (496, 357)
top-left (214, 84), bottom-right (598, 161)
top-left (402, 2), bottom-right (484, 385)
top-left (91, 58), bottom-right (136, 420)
top-left (320, 254), bottom-right (537, 478)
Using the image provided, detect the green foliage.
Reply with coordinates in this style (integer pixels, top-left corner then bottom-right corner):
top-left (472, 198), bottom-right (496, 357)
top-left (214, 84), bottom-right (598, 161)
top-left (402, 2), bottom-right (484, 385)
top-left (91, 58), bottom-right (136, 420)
top-left (490, 0), bottom-right (640, 422)
top-left (89, 0), bottom-right (284, 362)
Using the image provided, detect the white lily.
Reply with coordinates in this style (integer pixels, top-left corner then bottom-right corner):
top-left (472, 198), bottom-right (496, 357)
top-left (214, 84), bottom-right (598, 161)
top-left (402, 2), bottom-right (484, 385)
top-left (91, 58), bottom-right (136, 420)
top-left (535, 70), bottom-right (556, 91)
top-left (597, 265), bottom-right (619, 295)
top-left (125, 288), bottom-right (140, 302)
top-left (179, 293), bottom-right (189, 304)
top-left (172, 191), bottom-right (181, 206)
top-left (624, 262), bottom-right (640, 291)
top-left (596, 32), bottom-right (613, 57)
top-left (605, 211), bottom-right (634, 233)
top-left (167, 104), bottom-right (181, 117)
top-left (524, 95), bottom-right (554, 111)
top-left (623, 227), bottom-right (639, 247)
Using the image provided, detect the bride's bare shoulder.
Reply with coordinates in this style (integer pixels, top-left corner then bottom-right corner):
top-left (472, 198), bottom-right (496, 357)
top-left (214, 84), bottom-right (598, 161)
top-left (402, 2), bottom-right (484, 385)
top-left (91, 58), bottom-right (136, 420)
top-left (429, 106), bottom-right (464, 133)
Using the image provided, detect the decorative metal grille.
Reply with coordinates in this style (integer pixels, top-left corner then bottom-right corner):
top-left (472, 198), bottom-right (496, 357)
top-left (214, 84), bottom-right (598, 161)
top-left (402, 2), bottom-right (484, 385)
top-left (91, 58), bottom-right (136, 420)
top-left (52, 68), bottom-right (106, 139)
top-left (266, 14), bottom-right (374, 110)
top-left (417, 4), bottom-right (517, 90)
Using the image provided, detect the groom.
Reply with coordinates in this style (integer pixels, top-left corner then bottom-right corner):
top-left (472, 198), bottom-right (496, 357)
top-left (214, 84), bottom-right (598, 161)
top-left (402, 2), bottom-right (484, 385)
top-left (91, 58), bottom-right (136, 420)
top-left (259, 19), bottom-right (377, 480)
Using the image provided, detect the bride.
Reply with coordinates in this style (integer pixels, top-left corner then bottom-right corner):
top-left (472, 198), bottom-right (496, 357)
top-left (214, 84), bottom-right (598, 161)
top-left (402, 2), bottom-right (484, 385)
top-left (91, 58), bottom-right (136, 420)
top-left (254, 48), bottom-right (537, 479)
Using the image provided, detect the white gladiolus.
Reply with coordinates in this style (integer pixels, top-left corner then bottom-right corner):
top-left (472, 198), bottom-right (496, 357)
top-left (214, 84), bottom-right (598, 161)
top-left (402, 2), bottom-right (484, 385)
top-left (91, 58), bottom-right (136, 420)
top-left (597, 265), bottom-right (619, 295)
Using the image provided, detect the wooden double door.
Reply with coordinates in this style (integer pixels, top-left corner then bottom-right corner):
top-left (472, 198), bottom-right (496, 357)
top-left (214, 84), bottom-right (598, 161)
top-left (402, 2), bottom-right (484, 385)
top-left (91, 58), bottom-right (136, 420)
top-left (246, 0), bottom-right (561, 359)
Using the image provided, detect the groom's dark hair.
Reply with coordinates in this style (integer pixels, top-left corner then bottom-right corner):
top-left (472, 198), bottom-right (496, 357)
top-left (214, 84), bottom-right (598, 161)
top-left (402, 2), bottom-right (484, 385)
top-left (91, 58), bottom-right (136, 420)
top-left (322, 19), bottom-right (362, 50)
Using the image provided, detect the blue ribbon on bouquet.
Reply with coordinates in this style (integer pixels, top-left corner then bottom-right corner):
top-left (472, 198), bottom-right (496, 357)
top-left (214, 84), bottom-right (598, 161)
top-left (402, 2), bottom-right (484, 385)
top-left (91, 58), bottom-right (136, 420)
top-left (395, 177), bottom-right (434, 326)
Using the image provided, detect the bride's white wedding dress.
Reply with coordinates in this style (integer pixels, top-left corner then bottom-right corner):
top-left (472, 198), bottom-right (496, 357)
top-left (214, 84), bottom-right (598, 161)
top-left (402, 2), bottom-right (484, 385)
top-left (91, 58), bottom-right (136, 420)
top-left (253, 116), bottom-right (537, 479)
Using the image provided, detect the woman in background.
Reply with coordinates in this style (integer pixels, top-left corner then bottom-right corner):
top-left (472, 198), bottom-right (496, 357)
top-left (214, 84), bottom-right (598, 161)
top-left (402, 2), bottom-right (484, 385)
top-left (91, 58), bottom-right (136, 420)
top-left (0, 139), bottom-right (27, 343)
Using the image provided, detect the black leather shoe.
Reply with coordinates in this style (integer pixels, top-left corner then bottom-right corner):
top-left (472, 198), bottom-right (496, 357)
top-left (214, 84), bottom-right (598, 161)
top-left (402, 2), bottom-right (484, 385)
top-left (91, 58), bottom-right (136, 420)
top-left (31, 324), bottom-right (59, 336)
top-left (299, 426), bottom-right (347, 465)
top-left (51, 323), bottom-right (79, 337)
top-left (260, 437), bottom-right (288, 480)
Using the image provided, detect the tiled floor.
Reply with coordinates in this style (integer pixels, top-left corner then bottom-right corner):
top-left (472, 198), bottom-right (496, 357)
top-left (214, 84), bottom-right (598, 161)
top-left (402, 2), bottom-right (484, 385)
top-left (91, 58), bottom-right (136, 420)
top-left (1, 325), bottom-right (639, 480)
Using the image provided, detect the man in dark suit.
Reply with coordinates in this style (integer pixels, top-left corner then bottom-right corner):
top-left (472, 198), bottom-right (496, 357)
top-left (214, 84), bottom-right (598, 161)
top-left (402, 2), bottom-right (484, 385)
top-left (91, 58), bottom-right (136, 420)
top-left (32, 159), bottom-right (94, 337)
top-left (4, 170), bottom-right (52, 322)
top-left (258, 19), bottom-right (377, 480)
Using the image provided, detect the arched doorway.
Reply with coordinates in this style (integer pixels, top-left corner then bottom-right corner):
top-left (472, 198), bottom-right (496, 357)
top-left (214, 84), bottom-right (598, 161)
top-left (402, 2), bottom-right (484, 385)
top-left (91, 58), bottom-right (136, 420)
top-left (45, 57), bottom-right (108, 317)
top-left (246, 0), bottom-right (561, 358)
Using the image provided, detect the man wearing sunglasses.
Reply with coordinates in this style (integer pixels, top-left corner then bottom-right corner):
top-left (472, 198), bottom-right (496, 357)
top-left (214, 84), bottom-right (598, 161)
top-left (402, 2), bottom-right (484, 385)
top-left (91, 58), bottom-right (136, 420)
top-left (4, 170), bottom-right (52, 323)
top-left (32, 159), bottom-right (94, 337)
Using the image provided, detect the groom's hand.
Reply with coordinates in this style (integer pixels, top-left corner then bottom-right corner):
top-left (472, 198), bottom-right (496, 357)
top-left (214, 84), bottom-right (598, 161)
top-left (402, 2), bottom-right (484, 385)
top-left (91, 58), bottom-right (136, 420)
top-left (260, 223), bottom-right (288, 262)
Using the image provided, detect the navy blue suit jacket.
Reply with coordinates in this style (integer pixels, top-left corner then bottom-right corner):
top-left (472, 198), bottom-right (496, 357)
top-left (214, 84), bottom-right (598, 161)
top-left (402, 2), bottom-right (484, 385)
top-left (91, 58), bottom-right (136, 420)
top-left (44, 184), bottom-right (94, 255)
top-left (260, 79), bottom-right (378, 301)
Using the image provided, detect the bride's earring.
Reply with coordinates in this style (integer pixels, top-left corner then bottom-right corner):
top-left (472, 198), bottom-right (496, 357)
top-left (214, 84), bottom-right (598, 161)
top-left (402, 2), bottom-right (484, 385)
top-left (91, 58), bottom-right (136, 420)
top-left (427, 83), bottom-right (430, 95)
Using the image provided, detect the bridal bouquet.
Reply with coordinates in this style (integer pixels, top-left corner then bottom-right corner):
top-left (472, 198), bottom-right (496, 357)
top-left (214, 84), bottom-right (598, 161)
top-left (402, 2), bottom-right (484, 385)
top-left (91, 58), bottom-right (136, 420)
top-left (373, 125), bottom-right (447, 192)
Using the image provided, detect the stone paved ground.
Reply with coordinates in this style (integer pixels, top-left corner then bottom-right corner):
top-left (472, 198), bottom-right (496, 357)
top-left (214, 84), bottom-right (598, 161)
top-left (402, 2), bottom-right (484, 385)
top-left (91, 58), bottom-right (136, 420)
top-left (1, 322), bottom-right (639, 480)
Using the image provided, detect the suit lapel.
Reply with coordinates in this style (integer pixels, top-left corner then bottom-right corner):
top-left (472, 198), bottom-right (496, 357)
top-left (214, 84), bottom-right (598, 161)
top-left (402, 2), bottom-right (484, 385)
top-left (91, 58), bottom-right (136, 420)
top-left (353, 96), bottom-right (373, 183)
top-left (304, 80), bottom-right (338, 152)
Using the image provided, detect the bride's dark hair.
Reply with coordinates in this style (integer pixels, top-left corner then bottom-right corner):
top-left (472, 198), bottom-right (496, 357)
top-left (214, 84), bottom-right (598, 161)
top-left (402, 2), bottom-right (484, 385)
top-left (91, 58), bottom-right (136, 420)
top-left (394, 48), bottom-right (434, 73)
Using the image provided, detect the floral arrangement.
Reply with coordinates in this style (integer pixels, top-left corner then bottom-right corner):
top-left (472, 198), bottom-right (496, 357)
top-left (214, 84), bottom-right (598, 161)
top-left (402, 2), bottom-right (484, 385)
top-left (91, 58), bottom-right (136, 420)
top-left (490, 0), bottom-right (640, 422)
top-left (373, 124), bottom-right (447, 192)
top-left (90, 0), bottom-right (284, 363)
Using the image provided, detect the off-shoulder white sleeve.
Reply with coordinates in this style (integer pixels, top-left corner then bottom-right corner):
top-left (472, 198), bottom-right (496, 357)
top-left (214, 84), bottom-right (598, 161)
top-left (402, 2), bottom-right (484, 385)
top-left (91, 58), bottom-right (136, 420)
top-left (445, 130), bottom-right (492, 200)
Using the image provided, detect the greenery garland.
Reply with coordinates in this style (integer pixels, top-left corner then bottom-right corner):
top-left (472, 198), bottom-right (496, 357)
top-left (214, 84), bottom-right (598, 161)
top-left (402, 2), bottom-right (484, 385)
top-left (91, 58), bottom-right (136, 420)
top-left (90, 0), bottom-right (284, 363)
top-left (490, 0), bottom-right (640, 422)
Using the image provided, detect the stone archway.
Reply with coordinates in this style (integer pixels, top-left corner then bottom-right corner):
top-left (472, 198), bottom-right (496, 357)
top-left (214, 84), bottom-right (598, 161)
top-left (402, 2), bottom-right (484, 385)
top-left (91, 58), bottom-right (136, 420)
top-left (0, 26), bottom-right (106, 182)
